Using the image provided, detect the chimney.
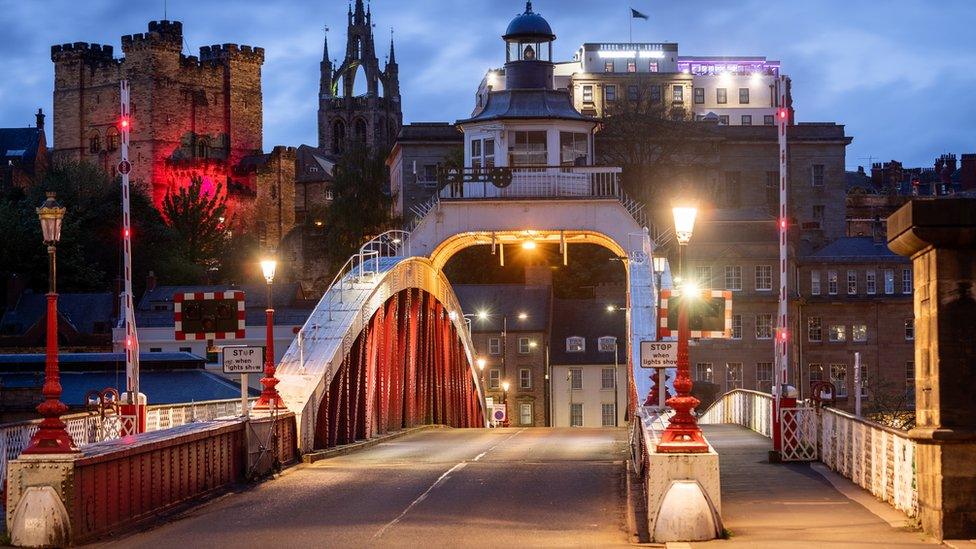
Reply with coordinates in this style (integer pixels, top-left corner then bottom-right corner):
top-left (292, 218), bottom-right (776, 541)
top-left (146, 270), bottom-right (157, 292)
top-left (961, 154), bottom-right (976, 191)
top-left (35, 108), bottom-right (45, 130)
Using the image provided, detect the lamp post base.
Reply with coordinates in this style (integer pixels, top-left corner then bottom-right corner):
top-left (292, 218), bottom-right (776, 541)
top-left (22, 417), bottom-right (77, 455)
top-left (656, 428), bottom-right (711, 454)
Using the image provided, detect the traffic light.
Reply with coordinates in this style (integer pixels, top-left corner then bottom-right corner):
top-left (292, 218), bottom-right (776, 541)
top-left (777, 108), bottom-right (788, 120)
top-left (118, 116), bottom-right (131, 131)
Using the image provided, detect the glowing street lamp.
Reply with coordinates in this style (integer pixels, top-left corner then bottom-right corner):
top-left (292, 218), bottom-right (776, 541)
top-left (517, 312), bottom-right (528, 321)
top-left (501, 380), bottom-right (511, 403)
top-left (23, 193), bottom-right (77, 455)
top-left (255, 258), bottom-right (283, 409)
top-left (476, 358), bottom-right (487, 371)
top-left (657, 203), bottom-right (709, 453)
top-left (522, 240), bottom-right (537, 250)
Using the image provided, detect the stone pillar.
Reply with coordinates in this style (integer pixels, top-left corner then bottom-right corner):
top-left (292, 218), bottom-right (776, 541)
top-left (887, 198), bottom-right (976, 541)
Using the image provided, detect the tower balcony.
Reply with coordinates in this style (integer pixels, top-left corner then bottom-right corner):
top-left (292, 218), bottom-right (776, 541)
top-left (437, 165), bottom-right (623, 200)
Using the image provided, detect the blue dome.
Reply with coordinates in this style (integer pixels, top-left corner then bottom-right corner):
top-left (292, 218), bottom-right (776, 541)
top-left (504, 2), bottom-right (555, 40)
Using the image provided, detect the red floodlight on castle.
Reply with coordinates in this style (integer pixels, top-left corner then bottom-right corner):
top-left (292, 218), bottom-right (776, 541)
top-left (174, 291), bottom-right (246, 340)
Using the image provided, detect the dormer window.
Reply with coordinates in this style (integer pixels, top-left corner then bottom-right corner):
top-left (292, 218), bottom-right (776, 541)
top-left (566, 336), bottom-right (585, 352)
top-left (597, 336), bottom-right (617, 352)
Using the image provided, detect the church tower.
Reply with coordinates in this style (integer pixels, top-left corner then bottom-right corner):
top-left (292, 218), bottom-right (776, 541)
top-left (318, 0), bottom-right (402, 156)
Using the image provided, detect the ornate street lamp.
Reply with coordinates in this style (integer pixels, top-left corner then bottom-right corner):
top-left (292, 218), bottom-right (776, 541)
top-left (23, 193), bottom-right (77, 454)
top-left (657, 203), bottom-right (709, 453)
top-left (255, 258), bottom-right (283, 409)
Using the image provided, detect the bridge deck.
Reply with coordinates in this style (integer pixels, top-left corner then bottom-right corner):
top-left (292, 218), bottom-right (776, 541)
top-left (699, 424), bottom-right (935, 548)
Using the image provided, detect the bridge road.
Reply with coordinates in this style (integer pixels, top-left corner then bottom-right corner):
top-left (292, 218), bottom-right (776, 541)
top-left (105, 427), bottom-right (631, 548)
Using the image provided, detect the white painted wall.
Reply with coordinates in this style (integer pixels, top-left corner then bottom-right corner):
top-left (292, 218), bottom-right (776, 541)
top-left (551, 363), bottom-right (628, 427)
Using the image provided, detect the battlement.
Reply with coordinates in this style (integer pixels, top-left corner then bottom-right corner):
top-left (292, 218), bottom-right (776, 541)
top-left (199, 44), bottom-right (265, 64)
top-left (51, 42), bottom-right (115, 63)
top-left (121, 20), bottom-right (183, 51)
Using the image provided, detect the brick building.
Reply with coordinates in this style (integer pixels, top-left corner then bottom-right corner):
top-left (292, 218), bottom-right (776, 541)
top-left (454, 284), bottom-right (551, 427)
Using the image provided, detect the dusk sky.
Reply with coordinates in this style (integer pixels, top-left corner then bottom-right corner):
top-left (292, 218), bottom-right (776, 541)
top-left (1, 0), bottom-right (973, 168)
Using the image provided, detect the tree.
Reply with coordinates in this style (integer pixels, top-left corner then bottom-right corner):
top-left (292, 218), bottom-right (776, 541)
top-left (161, 177), bottom-right (230, 273)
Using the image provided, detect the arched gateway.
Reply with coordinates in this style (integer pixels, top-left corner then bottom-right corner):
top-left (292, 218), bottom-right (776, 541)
top-left (276, 2), bottom-right (668, 451)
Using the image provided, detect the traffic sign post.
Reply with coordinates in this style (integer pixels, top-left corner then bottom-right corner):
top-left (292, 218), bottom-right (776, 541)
top-left (222, 346), bottom-right (264, 418)
top-left (641, 341), bottom-right (677, 408)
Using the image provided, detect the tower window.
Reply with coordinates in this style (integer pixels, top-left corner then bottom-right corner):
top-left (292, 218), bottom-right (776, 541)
top-left (88, 130), bottom-right (101, 154)
top-left (332, 120), bottom-right (346, 154)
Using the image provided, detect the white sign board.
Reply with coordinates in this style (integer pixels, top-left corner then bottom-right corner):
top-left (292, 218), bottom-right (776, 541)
top-left (639, 341), bottom-right (677, 369)
top-left (222, 346), bottom-right (264, 374)
top-left (492, 403), bottom-right (507, 423)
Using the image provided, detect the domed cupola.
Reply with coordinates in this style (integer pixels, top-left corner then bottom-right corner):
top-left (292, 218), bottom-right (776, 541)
top-left (503, 1), bottom-right (555, 89)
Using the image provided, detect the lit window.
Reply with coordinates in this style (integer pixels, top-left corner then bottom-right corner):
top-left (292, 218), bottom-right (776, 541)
top-left (695, 363), bottom-right (713, 382)
top-left (755, 265), bottom-right (772, 291)
top-left (756, 314), bottom-right (772, 340)
top-left (604, 60), bottom-right (614, 73)
top-left (829, 325), bottom-right (846, 342)
top-left (489, 369), bottom-right (500, 389)
top-left (566, 336), bottom-right (585, 352)
top-left (884, 269), bottom-right (895, 294)
top-left (731, 315), bottom-right (742, 340)
top-left (866, 270), bottom-right (877, 295)
top-left (648, 61), bottom-right (658, 72)
top-left (627, 61), bottom-right (637, 73)
top-left (725, 265), bottom-right (742, 291)
top-left (811, 271), bottom-right (821, 296)
top-left (582, 85), bottom-right (593, 103)
top-left (847, 270), bottom-right (857, 295)
top-left (488, 337), bottom-right (501, 355)
top-left (808, 317), bottom-right (822, 342)
top-left (828, 271), bottom-right (838, 295)
top-left (569, 369), bottom-right (583, 390)
top-left (601, 367), bottom-right (616, 390)
top-left (812, 164), bottom-right (825, 186)
top-left (519, 368), bottom-right (532, 389)
top-left (905, 319), bottom-right (914, 340)
top-left (672, 85), bottom-right (683, 102)
top-left (902, 268), bottom-right (912, 294)
top-left (852, 324), bottom-right (867, 342)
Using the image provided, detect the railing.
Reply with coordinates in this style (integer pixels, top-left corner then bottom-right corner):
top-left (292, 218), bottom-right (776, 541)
top-left (698, 389), bottom-right (774, 438)
top-left (438, 166), bottom-right (623, 201)
top-left (0, 398), bottom-right (254, 487)
top-left (698, 389), bottom-right (918, 517)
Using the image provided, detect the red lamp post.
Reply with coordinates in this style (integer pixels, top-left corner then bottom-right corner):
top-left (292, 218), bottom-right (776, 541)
top-left (254, 258), bottom-right (283, 409)
top-left (657, 205), bottom-right (709, 454)
top-left (23, 193), bottom-right (78, 455)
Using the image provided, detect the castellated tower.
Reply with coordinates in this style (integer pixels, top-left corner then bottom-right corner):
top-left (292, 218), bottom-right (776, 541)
top-left (318, 0), bottom-right (402, 155)
top-left (50, 20), bottom-right (265, 209)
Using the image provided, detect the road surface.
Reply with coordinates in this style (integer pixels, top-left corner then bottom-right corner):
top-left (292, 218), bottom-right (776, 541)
top-left (105, 427), bottom-right (631, 548)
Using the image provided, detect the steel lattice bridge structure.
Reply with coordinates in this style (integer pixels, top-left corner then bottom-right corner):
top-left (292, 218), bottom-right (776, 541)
top-left (275, 165), bottom-right (664, 451)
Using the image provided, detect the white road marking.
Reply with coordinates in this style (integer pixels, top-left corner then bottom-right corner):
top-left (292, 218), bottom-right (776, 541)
top-left (373, 429), bottom-right (526, 539)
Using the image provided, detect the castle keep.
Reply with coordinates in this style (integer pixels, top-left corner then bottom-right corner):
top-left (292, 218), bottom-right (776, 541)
top-left (50, 20), bottom-right (293, 249)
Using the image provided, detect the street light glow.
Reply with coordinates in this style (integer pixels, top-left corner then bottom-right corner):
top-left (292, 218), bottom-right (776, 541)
top-left (501, 381), bottom-right (511, 392)
top-left (476, 358), bottom-right (486, 370)
top-left (477, 310), bottom-right (489, 320)
top-left (517, 312), bottom-right (528, 320)
top-left (522, 240), bottom-right (537, 250)
top-left (529, 341), bottom-right (538, 349)
top-left (681, 281), bottom-right (702, 300)
top-left (260, 259), bottom-right (277, 284)
top-left (606, 304), bottom-right (616, 312)
top-left (672, 206), bottom-right (698, 245)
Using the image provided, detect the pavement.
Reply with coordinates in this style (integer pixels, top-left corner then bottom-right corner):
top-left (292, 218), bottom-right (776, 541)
top-left (688, 424), bottom-right (938, 549)
top-left (101, 427), bottom-right (631, 549)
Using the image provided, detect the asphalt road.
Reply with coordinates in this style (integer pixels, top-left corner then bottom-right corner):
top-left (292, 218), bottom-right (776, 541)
top-left (105, 427), bottom-right (631, 549)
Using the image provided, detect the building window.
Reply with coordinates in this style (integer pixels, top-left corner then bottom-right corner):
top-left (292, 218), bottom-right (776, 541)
top-left (905, 319), bottom-right (914, 340)
top-left (906, 361), bottom-right (915, 393)
top-left (810, 363), bottom-right (824, 385)
top-left (812, 164), bottom-right (825, 187)
top-left (847, 270), bottom-right (858, 295)
top-left (489, 369), bottom-right (500, 389)
top-left (808, 317), bottom-right (822, 342)
top-left (716, 88), bottom-right (728, 104)
top-left (566, 336), bottom-right (585, 352)
top-left (510, 131), bottom-right (547, 166)
top-left (902, 268), bottom-right (912, 294)
top-left (601, 403), bottom-right (616, 427)
top-left (560, 132), bottom-right (588, 166)
top-left (582, 85), bottom-right (594, 103)
top-left (649, 85), bottom-right (660, 102)
top-left (471, 139), bottom-right (482, 169)
top-left (149, 347), bottom-right (162, 353)
top-left (515, 368), bottom-right (530, 390)
top-left (829, 324), bottom-right (847, 342)
top-left (518, 337), bottom-right (532, 354)
top-left (828, 271), bottom-right (838, 295)
top-left (484, 139), bottom-right (495, 167)
top-left (520, 403), bottom-right (533, 425)
top-left (628, 85), bottom-right (640, 101)
top-left (569, 368), bottom-right (583, 390)
top-left (811, 271), bottom-right (821, 296)
top-left (726, 363), bottom-right (743, 390)
top-left (489, 337), bottom-right (501, 355)
top-left (604, 61), bottom-right (614, 73)
top-left (601, 367), bottom-right (616, 390)
top-left (106, 127), bottom-right (119, 151)
top-left (694, 87), bottom-right (705, 104)
top-left (605, 85), bottom-right (617, 102)
top-left (731, 315), bottom-right (742, 340)
top-left (570, 403), bottom-right (583, 427)
top-left (725, 265), bottom-right (742, 291)
top-left (695, 266), bottom-right (712, 288)
top-left (88, 130), bottom-right (101, 154)
top-left (866, 270), bottom-right (877, 295)
top-left (627, 61), bottom-right (637, 73)
top-left (884, 269), bottom-right (895, 294)
top-left (756, 314), bottom-right (773, 339)
top-left (672, 85), bottom-right (683, 102)
top-left (853, 324), bottom-right (867, 342)
top-left (738, 88), bottom-right (750, 104)
top-left (179, 347), bottom-right (192, 353)
top-left (648, 61), bottom-right (659, 72)
top-left (719, 115), bottom-right (730, 125)
top-left (597, 336), bottom-right (617, 353)
top-left (764, 114), bottom-right (775, 125)
top-left (831, 364), bottom-right (848, 397)
top-left (741, 114), bottom-right (752, 125)
top-left (695, 363), bottom-right (714, 382)
top-left (755, 265), bottom-right (772, 291)
top-left (813, 204), bottom-right (825, 221)
top-left (757, 362), bottom-right (773, 392)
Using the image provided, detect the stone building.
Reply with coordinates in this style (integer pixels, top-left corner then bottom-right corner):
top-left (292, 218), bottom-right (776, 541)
top-left (318, 0), bottom-right (402, 156)
top-left (0, 110), bottom-right (49, 192)
top-left (387, 123), bottom-right (463, 225)
top-left (454, 284), bottom-right (551, 427)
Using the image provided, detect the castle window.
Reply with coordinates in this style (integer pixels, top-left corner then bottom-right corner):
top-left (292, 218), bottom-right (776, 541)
top-left (196, 137), bottom-right (209, 158)
top-left (332, 120), bottom-right (346, 154)
top-left (106, 127), bottom-right (119, 152)
top-left (88, 130), bottom-right (101, 154)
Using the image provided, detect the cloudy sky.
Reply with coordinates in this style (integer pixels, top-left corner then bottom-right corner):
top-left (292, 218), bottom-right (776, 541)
top-left (1, 0), bottom-right (973, 168)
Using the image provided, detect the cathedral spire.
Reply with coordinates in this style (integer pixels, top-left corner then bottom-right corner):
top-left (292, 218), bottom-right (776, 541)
top-left (388, 28), bottom-right (396, 65)
top-left (319, 25), bottom-right (333, 99)
top-left (354, 0), bottom-right (366, 24)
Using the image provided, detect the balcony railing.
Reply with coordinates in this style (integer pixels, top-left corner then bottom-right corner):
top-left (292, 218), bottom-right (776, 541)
top-left (436, 165), bottom-right (623, 200)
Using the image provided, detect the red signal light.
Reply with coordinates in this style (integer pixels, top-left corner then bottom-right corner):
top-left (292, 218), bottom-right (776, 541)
top-left (118, 117), bottom-right (130, 130)
top-left (778, 109), bottom-right (788, 119)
